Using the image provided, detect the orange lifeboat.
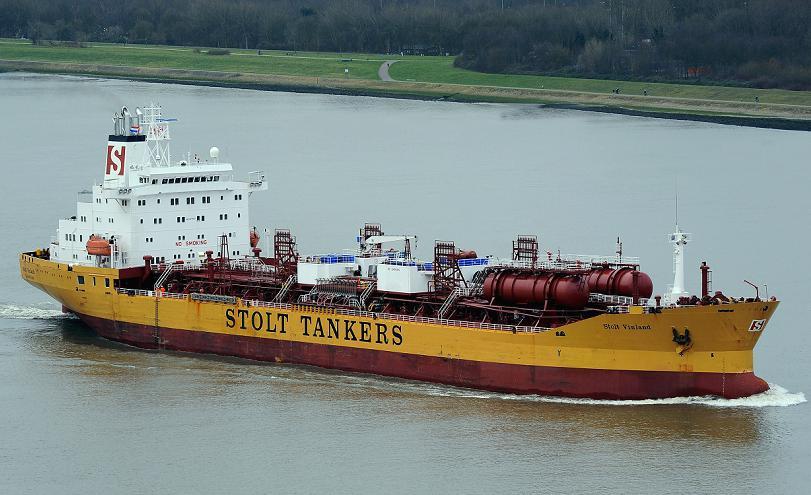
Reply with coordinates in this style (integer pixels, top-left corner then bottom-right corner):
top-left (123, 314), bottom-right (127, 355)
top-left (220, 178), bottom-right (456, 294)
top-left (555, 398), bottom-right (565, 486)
top-left (86, 235), bottom-right (111, 256)
top-left (249, 228), bottom-right (260, 248)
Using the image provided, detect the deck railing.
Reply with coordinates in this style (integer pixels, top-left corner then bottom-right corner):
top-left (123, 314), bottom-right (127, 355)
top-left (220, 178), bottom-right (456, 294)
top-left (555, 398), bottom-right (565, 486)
top-left (589, 293), bottom-right (649, 306)
top-left (116, 288), bottom-right (552, 333)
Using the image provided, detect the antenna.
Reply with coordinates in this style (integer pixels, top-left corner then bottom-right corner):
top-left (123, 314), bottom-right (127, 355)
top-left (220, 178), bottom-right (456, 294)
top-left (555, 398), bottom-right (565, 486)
top-left (674, 177), bottom-right (679, 229)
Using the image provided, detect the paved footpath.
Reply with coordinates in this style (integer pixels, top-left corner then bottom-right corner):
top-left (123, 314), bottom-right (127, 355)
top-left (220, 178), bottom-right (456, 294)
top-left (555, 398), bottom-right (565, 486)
top-left (378, 60), bottom-right (398, 81)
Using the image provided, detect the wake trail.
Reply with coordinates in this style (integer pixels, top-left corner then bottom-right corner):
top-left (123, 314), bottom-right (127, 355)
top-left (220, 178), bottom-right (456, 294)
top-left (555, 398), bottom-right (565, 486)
top-left (339, 375), bottom-right (806, 408)
top-left (0, 303), bottom-right (73, 320)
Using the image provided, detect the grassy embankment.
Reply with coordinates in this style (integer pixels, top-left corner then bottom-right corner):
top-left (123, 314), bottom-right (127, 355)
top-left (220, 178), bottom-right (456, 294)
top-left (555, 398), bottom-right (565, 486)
top-left (2, 39), bottom-right (811, 126)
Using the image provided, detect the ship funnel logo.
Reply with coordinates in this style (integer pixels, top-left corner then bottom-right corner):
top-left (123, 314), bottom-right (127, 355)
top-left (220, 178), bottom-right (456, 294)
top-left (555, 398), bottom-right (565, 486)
top-left (106, 145), bottom-right (126, 176)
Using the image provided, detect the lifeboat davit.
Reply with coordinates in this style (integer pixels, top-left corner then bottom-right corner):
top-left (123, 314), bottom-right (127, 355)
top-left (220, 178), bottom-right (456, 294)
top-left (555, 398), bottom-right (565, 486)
top-left (86, 235), bottom-right (111, 256)
top-left (249, 229), bottom-right (260, 248)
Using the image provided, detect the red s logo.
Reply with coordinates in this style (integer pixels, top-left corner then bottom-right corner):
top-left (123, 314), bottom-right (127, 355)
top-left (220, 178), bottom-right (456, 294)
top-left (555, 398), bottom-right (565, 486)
top-left (106, 145), bottom-right (126, 176)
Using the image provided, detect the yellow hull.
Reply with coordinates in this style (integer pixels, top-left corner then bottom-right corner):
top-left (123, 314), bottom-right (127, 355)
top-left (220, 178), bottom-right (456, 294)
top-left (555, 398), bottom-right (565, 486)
top-left (20, 252), bottom-right (777, 399)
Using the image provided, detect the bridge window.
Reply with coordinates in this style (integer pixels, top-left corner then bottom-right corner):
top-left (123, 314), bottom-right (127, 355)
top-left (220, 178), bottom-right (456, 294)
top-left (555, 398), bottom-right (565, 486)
top-left (77, 276), bottom-right (84, 284)
top-left (162, 179), bottom-right (168, 184)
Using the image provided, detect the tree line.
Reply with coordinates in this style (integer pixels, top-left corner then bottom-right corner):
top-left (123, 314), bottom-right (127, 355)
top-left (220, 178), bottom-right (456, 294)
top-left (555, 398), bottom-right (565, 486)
top-left (2, 0), bottom-right (810, 89)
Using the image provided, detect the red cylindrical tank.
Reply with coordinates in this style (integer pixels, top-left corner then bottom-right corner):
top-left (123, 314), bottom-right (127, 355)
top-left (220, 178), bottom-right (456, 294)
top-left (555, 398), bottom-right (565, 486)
top-left (86, 235), bottom-right (111, 256)
top-left (483, 271), bottom-right (589, 309)
top-left (458, 250), bottom-right (478, 259)
top-left (586, 267), bottom-right (653, 298)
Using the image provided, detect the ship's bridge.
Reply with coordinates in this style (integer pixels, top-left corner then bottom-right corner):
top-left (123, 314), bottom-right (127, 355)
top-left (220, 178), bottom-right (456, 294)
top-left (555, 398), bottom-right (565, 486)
top-left (50, 105), bottom-right (268, 269)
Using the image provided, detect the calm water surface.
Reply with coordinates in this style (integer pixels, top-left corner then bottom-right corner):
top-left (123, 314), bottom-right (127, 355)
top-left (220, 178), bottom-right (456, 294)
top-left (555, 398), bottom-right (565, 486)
top-left (0, 73), bottom-right (808, 494)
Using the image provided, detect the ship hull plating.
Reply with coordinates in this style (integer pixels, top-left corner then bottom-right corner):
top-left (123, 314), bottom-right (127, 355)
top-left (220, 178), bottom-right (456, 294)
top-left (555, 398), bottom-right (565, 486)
top-left (77, 313), bottom-right (768, 400)
top-left (21, 254), bottom-right (775, 400)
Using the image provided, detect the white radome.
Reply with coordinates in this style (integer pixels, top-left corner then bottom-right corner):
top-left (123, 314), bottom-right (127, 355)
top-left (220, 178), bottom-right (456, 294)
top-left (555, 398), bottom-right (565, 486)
top-left (209, 146), bottom-right (220, 159)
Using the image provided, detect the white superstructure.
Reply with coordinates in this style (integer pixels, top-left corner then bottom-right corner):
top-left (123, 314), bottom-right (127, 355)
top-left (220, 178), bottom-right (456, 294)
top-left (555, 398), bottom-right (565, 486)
top-left (50, 105), bottom-right (268, 268)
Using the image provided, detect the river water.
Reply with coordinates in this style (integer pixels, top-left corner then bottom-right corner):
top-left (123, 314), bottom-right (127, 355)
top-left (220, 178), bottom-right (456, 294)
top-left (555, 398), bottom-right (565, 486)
top-left (0, 73), bottom-right (808, 494)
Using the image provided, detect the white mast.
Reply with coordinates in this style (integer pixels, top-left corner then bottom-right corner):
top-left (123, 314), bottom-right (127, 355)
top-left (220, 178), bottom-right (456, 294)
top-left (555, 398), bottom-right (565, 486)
top-left (670, 227), bottom-right (690, 300)
top-left (669, 193), bottom-right (691, 301)
top-left (141, 103), bottom-right (174, 168)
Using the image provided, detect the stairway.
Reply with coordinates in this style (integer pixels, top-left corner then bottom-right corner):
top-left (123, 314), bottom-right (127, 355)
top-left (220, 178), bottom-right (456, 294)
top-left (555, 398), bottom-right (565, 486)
top-left (273, 274), bottom-right (297, 303)
top-left (153, 263), bottom-right (175, 290)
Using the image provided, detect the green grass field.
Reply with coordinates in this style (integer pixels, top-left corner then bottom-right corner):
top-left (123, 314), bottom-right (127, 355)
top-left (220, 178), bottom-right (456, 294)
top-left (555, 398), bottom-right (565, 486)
top-left (388, 58), bottom-right (811, 106)
top-left (0, 39), bottom-right (385, 80)
top-left (3, 38), bottom-right (811, 112)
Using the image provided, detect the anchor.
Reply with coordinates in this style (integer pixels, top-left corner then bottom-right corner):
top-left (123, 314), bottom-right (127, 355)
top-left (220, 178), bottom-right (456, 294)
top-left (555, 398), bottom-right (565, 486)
top-left (672, 327), bottom-right (693, 355)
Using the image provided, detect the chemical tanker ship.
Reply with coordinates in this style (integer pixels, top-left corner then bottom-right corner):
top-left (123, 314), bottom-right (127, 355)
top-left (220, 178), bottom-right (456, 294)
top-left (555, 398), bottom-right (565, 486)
top-left (19, 106), bottom-right (778, 399)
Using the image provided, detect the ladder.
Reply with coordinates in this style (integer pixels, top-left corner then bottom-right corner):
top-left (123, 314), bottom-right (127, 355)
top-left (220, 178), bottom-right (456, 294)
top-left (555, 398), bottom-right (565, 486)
top-left (153, 296), bottom-right (161, 349)
top-left (438, 287), bottom-right (464, 319)
top-left (153, 263), bottom-right (175, 290)
top-left (359, 281), bottom-right (376, 310)
top-left (273, 275), bottom-right (297, 303)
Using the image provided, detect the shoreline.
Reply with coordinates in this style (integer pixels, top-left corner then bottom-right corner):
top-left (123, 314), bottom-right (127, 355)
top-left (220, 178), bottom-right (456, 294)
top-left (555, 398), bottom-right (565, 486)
top-left (2, 59), bottom-right (810, 131)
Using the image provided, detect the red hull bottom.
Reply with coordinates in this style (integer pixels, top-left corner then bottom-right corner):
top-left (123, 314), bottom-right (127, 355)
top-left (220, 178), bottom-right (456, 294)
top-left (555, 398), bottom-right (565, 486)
top-left (78, 314), bottom-right (768, 400)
